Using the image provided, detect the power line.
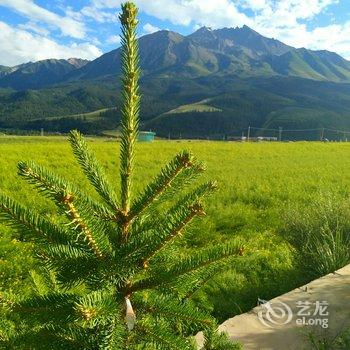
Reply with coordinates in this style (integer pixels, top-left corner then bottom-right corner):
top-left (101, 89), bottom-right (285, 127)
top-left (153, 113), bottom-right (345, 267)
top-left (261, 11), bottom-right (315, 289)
top-left (241, 125), bottom-right (350, 142)
top-left (282, 129), bottom-right (322, 132)
top-left (250, 127), bottom-right (322, 132)
top-left (324, 128), bottom-right (350, 134)
top-left (249, 126), bottom-right (350, 134)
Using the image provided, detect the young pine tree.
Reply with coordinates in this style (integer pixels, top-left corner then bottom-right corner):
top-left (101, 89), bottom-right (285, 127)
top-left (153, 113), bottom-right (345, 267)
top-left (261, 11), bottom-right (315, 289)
top-left (0, 2), bottom-right (243, 349)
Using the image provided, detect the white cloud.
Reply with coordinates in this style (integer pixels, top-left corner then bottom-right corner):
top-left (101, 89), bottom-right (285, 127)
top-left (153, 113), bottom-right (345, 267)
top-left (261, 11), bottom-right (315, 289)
top-left (139, 0), bottom-right (350, 59)
top-left (0, 0), bottom-right (86, 38)
top-left (250, 0), bottom-right (337, 30)
top-left (1, 0), bottom-right (349, 64)
top-left (248, 0), bottom-right (350, 58)
top-left (306, 23), bottom-right (350, 58)
top-left (92, 0), bottom-right (123, 8)
top-left (143, 23), bottom-right (160, 34)
top-left (139, 0), bottom-right (252, 27)
top-left (106, 34), bottom-right (121, 44)
top-left (239, 0), bottom-right (269, 11)
top-left (0, 21), bottom-right (102, 66)
top-left (86, 0), bottom-right (350, 58)
top-left (18, 21), bottom-right (50, 36)
top-left (80, 5), bottom-right (117, 23)
top-left (88, 0), bottom-right (251, 27)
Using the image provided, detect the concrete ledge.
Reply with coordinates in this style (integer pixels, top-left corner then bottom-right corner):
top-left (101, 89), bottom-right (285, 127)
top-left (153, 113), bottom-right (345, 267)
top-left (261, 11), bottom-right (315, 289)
top-left (196, 264), bottom-right (350, 349)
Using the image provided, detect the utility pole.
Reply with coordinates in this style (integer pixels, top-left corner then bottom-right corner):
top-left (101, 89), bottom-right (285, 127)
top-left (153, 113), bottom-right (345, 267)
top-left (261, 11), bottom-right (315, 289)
top-left (247, 126), bottom-right (251, 142)
top-left (278, 127), bottom-right (283, 142)
top-left (320, 128), bottom-right (325, 142)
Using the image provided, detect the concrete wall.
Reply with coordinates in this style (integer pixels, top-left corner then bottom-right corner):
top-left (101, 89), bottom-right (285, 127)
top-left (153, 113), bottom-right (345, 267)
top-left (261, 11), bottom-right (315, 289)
top-left (197, 264), bottom-right (350, 349)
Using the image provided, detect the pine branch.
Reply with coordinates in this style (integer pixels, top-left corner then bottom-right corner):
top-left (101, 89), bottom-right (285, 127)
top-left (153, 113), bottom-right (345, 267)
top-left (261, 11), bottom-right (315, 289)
top-left (136, 317), bottom-right (196, 350)
top-left (162, 241), bottom-right (244, 280)
top-left (14, 293), bottom-right (77, 328)
top-left (123, 181), bottom-right (218, 268)
top-left (178, 258), bottom-right (241, 300)
top-left (172, 181), bottom-right (218, 211)
top-left (129, 151), bottom-right (204, 220)
top-left (74, 290), bottom-right (120, 327)
top-left (141, 202), bottom-right (206, 268)
top-left (0, 2), bottom-right (232, 348)
top-left (98, 316), bottom-right (128, 350)
top-left (119, 2), bottom-right (140, 216)
top-left (203, 327), bottom-right (241, 350)
top-left (135, 292), bottom-right (213, 329)
top-left (48, 324), bottom-right (105, 350)
top-left (17, 161), bottom-right (111, 258)
top-left (0, 194), bottom-right (69, 244)
top-left (47, 250), bottom-right (133, 291)
top-left (48, 255), bottom-right (101, 289)
top-left (18, 160), bottom-right (72, 204)
top-left (46, 254), bottom-right (117, 289)
top-left (64, 197), bottom-right (104, 258)
top-left (29, 269), bottom-right (58, 296)
top-left (44, 244), bottom-right (91, 261)
top-left (66, 199), bottom-right (114, 255)
top-left (69, 130), bottom-right (120, 212)
top-left (1, 328), bottom-right (82, 350)
top-left (130, 241), bottom-right (244, 292)
top-left (17, 160), bottom-right (115, 220)
top-left (16, 293), bottom-right (76, 310)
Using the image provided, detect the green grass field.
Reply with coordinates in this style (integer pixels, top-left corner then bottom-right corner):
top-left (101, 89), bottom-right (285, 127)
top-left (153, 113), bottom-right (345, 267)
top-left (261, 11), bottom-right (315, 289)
top-left (1, 137), bottom-right (350, 334)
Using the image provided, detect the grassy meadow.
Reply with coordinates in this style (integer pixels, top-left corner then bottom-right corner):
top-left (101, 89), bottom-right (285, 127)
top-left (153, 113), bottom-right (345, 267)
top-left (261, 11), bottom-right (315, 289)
top-left (1, 136), bottom-right (350, 336)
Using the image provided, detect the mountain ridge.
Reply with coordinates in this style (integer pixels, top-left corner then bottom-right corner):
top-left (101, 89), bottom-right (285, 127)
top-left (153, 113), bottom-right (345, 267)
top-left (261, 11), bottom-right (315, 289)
top-left (1, 26), bottom-right (350, 139)
top-left (0, 58), bottom-right (89, 90)
top-left (1, 25), bottom-right (350, 89)
top-left (64, 25), bottom-right (350, 83)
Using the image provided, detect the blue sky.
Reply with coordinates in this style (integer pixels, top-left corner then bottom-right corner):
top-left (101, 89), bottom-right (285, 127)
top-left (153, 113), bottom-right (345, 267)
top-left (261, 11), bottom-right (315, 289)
top-left (0, 0), bottom-right (350, 66)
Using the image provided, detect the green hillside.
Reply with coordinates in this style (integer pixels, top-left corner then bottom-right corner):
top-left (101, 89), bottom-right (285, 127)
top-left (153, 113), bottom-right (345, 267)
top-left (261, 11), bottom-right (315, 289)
top-left (1, 26), bottom-right (350, 137)
top-left (144, 77), bottom-right (350, 139)
top-left (2, 75), bottom-right (350, 139)
top-left (0, 65), bottom-right (13, 77)
top-left (2, 139), bottom-right (350, 333)
top-left (0, 59), bottom-right (89, 90)
top-left (266, 49), bottom-right (350, 82)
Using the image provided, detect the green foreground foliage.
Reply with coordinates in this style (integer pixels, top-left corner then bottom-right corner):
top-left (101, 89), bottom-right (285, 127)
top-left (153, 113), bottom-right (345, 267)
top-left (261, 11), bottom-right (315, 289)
top-left (2, 139), bottom-right (350, 347)
top-left (283, 193), bottom-right (350, 279)
top-left (0, 2), bottom-right (242, 349)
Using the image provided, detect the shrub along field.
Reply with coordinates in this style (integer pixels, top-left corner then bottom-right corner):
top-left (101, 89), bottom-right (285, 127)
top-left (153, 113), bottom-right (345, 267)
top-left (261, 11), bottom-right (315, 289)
top-left (1, 136), bottom-right (350, 340)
